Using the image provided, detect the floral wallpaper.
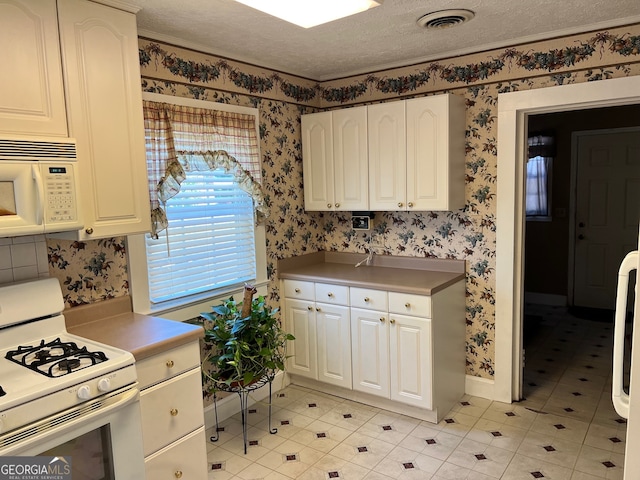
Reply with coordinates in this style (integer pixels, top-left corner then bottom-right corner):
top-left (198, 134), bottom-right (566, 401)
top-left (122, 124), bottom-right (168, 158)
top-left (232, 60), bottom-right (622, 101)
top-left (46, 24), bottom-right (640, 382)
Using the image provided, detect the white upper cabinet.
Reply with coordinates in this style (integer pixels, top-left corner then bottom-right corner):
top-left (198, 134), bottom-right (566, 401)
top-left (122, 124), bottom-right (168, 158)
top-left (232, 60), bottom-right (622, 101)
top-left (57, 0), bottom-right (150, 239)
top-left (368, 101), bottom-right (406, 210)
top-left (406, 95), bottom-right (466, 211)
top-left (302, 107), bottom-right (368, 211)
top-left (0, 0), bottom-right (67, 137)
top-left (302, 94), bottom-right (466, 212)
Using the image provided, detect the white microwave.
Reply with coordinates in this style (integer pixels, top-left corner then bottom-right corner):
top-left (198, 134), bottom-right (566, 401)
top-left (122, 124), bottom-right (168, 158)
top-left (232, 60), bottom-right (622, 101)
top-left (0, 138), bottom-right (82, 237)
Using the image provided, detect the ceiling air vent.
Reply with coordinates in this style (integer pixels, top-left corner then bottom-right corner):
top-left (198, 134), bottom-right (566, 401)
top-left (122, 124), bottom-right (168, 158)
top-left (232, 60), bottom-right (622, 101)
top-left (417, 9), bottom-right (475, 29)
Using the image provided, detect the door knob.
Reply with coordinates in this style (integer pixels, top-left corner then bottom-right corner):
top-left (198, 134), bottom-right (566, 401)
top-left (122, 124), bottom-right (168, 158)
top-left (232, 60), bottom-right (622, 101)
top-left (579, 222), bottom-right (585, 228)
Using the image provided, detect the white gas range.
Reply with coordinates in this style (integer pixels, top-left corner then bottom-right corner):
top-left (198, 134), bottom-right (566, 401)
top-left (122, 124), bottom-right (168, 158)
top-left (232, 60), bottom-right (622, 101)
top-left (0, 278), bottom-right (145, 479)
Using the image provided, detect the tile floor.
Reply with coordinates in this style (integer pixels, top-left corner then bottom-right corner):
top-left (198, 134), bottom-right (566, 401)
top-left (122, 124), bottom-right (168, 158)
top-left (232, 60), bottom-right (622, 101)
top-left (206, 305), bottom-right (627, 479)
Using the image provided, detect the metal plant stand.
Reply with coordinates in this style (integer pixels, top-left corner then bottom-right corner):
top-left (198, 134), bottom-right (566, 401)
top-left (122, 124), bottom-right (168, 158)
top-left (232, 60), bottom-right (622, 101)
top-left (209, 372), bottom-right (276, 454)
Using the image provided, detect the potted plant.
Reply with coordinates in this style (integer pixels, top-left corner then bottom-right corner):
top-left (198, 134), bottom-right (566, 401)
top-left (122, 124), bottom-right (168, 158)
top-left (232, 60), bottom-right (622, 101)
top-left (201, 285), bottom-right (294, 390)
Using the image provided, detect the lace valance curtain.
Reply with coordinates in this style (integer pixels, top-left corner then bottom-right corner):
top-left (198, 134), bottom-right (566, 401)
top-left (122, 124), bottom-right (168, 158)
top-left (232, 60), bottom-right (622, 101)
top-left (142, 100), bottom-right (267, 238)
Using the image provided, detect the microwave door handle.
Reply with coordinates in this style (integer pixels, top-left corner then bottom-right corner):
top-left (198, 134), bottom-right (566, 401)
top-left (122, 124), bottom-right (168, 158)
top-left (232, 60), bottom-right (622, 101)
top-left (32, 164), bottom-right (45, 225)
top-left (612, 250), bottom-right (638, 419)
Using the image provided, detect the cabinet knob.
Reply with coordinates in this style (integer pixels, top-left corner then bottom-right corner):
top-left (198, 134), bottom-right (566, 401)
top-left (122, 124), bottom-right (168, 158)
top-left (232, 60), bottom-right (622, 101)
top-left (379, 317), bottom-right (385, 323)
top-left (364, 297), bottom-right (370, 303)
top-left (166, 360), bottom-right (175, 368)
top-left (85, 227), bottom-right (94, 235)
top-left (174, 471), bottom-right (183, 479)
top-left (295, 288), bottom-right (301, 293)
top-left (316, 307), bottom-right (321, 312)
top-left (335, 203), bottom-right (340, 208)
top-left (397, 202), bottom-right (403, 208)
top-left (405, 303), bottom-right (411, 308)
top-left (327, 203), bottom-right (332, 208)
top-left (170, 408), bottom-right (179, 417)
top-left (408, 202), bottom-right (414, 208)
top-left (307, 306), bottom-right (313, 311)
top-left (327, 292), bottom-right (334, 297)
top-left (390, 319), bottom-right (396, 324)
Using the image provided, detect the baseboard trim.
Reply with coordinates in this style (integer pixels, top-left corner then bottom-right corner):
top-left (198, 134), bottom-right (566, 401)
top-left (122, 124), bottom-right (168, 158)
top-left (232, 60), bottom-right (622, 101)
top-left (203, 371), bottom-right (289, 430)
top-left (465, 374), bottom-right (495, 400)
top-left (524, 292), bottom-right (567, 307)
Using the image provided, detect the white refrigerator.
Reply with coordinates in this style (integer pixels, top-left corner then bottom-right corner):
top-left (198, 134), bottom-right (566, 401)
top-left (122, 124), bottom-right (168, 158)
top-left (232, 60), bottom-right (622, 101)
top-left (613, 227), bottom-right (639, 478)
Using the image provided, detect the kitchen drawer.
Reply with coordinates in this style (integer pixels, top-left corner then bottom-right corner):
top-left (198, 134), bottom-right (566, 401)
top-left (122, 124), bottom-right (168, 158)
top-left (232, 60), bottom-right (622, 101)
top-left (140, 368), bottom-right (204, 456)
top-left (315, 283), bottom-right (349, 305)
top-left (144, 426), bottom-right (207, 479)
top-left (389, 292), bottom-right (431, 318)
top-left (283, 280), bottom-right (315, 301)
top-left (350, 287), bottom-right (387, 311)
top-left (136, 342), bottom-right (200, 389)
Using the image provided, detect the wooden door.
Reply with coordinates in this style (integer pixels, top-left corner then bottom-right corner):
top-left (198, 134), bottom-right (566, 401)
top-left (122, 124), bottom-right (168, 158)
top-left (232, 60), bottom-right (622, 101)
top-left (332, 107), bottom-right (368, 211)
top-left (350, 308), bottom-right (389, 397)
top-left (0, 0), bottom-right (67, 137)
top-left (573, 128), bottom-right (640, 309)
top-left (302, 111), bottom-right (334, 210)
top-left (316, 303), bottom-right (351, 388)
top-left (368, 101), bottom-right (406, 210)
top-left (284, 298), bottom-right (317, 379)
top-left (389, 313), bottom-right (432, 409)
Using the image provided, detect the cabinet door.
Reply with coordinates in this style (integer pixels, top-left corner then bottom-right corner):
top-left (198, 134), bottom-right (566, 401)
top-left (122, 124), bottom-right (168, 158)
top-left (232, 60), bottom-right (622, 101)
top-left (350, 308), bottom-right (389, 398)
top-left (406, 95), bottom-right (465, 211)
top-left (333, 107), bottom-right (368, 211)
top-left (388, 313), bottom-right (432, 409)
top-left (316, 303), bottom-right (351, 388)
top-left (0, 0), bottom-right (67, 137)
top-left (284, 298), bottom-right (317, 379)
top-left (302, 112), bottom-right (334, 211)
top-left (368, 102), bottom-right (406, 211)
top-left (57, 0), bottom-right (150, 239)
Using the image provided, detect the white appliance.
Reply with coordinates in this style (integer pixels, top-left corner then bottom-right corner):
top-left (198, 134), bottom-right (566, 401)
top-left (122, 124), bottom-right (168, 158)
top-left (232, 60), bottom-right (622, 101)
top-left (0, 137), bottom-right (82, 237)
top-left (0, 278), bottom-right (145, 479)
top-left (613, 226), bottom-right (639, 479)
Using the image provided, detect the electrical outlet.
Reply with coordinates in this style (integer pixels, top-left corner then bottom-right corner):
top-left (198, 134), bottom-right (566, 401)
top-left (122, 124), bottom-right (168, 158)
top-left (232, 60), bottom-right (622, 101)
top-left (352, 216), bottom-right (371, 230)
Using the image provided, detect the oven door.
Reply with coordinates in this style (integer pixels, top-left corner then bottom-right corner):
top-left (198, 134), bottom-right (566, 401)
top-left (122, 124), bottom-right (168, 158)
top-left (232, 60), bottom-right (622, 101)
top-left (0, 387), bottom-right (144, 480)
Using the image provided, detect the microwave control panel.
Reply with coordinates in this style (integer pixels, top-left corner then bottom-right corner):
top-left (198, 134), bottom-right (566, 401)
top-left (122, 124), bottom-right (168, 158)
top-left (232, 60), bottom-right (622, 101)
top-left (42, 164), bottom-right (79, 224)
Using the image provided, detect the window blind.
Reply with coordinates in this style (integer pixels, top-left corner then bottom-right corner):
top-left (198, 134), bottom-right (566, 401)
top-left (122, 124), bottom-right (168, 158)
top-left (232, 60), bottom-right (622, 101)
top-left (145, 168), bottom-right (256, 304)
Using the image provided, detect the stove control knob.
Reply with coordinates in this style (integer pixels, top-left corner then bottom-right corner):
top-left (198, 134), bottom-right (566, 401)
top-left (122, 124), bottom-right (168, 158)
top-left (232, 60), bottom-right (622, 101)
top-left (97, 378), bottom-right (111, 392)
top-left (77, 385), bottom-right (92, 400)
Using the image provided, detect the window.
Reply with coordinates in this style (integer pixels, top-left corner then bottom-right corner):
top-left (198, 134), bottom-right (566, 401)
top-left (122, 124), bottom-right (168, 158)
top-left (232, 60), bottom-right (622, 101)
top-left (128, 93), bottom-right (267, 320)
top-left (525, 133), bottom-right (554, 220)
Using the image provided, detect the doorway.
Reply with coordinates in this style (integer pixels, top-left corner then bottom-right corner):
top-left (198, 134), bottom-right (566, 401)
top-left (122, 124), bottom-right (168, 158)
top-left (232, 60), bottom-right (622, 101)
top-left (494, 75), bottom-right (640, 404)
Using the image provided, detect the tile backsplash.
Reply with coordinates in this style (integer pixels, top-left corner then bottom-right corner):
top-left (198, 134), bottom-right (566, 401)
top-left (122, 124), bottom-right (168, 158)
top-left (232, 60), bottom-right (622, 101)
top-left (0, 235), bottom-right (49, 285)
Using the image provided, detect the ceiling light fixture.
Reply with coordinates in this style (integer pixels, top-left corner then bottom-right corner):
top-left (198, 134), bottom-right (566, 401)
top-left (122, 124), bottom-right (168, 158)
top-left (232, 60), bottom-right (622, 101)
top-left (233, 0), bottom-right (383, 29)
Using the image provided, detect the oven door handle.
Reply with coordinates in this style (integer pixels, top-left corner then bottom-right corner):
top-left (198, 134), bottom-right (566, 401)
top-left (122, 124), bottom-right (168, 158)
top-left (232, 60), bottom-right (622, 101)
top-left (32, 164), bottom-right (45, 226)
top-left (1, 387), bottom-right (141, 455)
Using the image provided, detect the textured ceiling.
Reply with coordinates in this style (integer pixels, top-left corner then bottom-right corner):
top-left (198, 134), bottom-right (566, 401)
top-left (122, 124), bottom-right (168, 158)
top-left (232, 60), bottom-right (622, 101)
top-left (129, 0), bottom-right (640, 81)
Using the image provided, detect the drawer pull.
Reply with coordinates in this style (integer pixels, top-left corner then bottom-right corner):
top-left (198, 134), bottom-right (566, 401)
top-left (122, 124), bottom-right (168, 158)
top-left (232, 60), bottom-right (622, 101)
top-left (327, 292), bottom-right (334, 297)
top-left (379, 317), bottom-right (385, 323)
top-left (175, 471), bottom-right (183, 479)
top-left (166, 360), bottom-right (175, 368)
top-left (364, 297), bottom-right (370, 303)
top-left (295, 288), bottom-right (301, 293)
top-left (405, 303), bottom-right (411, 308)
top-left (307, 306), bottom-right (313, 311)
top-left (170, 408), bottom-right (179, 417)
top-left (390, 319), bottom-right (396, 324)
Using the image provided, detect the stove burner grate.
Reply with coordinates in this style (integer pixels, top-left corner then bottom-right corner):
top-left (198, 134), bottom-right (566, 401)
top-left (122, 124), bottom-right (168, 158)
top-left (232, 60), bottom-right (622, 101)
top-left (5, 337), bottom-right (108, 378)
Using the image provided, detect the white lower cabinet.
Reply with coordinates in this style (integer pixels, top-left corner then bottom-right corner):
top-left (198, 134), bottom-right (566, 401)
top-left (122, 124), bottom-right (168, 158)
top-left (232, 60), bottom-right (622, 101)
top-left (284, 280), bottom-right (351, 389)
top-left (285, 278), bottom-right (464, 422)
top-left (137, 341), bottom-right (208, 479)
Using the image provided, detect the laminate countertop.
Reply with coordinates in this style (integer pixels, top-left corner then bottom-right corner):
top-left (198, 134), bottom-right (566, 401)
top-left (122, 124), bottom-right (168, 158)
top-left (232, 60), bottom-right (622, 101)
top-left (65, 296), bottom-right (203, 361)
top-left (278, 251), bottom-right (465, 295)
